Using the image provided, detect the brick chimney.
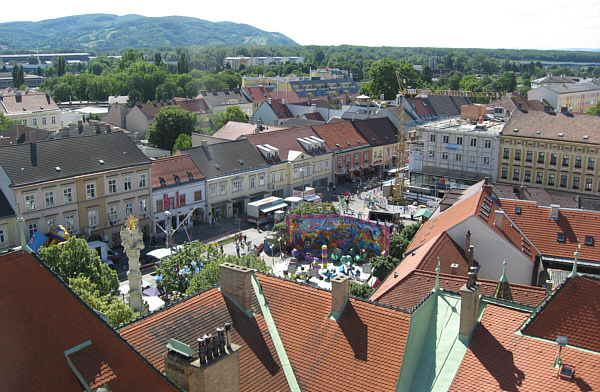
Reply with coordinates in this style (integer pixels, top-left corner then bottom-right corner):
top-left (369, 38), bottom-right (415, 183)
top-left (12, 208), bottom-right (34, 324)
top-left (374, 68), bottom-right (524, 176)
top-left (15, 91), bottom-right (22, 103)
top-left (94, 122), bottom-right (100, 134)
top-left (164, 325), bottom-right (241, 392)
top-left (465, 230), bottom-right (471, 253)
top-left (459, 267), bottom-right (481, 338)
top-left (77, 120), bottom-right (83, 134)
top-left (29, 130), bottom-right (37, 167)
top-left (330, 275), bottom-right (350, 319)
top-left (466, 245), bottom-right (474, 268)
top-left (450, 263), bottom-right (459, 275)
top-left (219, 263), bottom-right (253, 315)
top-left (494, 210), bottom-right (504, 229)
top-left (16, 124), bottom-right (25, 140)
top-left (550, 204), bottom-right (560, 221)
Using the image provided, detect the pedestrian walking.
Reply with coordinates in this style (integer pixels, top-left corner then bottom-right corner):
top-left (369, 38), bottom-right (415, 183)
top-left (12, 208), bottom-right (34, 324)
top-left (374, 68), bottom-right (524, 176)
top-left (243, 234), bottom-right (247, 243)
top-left (220, 244), bottom-right (224, 254)
top-left (236, 242), bottom-right (240, 257)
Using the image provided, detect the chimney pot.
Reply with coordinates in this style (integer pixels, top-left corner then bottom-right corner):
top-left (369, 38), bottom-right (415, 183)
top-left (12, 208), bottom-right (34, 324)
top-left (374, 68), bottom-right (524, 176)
top-left (200, 140), bottom-right (208, 147)
top-left (224, 323), bottom-right (232, 348)
top-left (545, 280), bottom-right (553, 295)
top-left (467, 245), bottom-right (474, 268)
top-left (459, 280), bottom-right (481, 337)
top-left (450, 263), bottom-right (459, 275)
top-left (197, 337), bottom-right (207, 364)
top-left (205, 333), bottom-right (214, 361)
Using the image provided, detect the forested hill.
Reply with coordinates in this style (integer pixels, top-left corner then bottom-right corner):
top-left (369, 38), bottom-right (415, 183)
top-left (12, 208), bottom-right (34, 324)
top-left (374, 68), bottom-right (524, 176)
top-left (0, 14), bottom-right (298, 49)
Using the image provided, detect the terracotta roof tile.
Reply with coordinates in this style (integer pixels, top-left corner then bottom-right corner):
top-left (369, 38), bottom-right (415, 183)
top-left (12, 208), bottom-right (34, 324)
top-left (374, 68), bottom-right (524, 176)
top-left (498, 199), bottom-right (600, 263)
top-left (0, 251), bottom-right (177, 391)
top-left (0, 89), bottom-right (59, 114)
top-left (268, 98), bottom-right (294, 119)
top-left (257, 275), bottom-right (410, 391)
top-left (312, 121), bottom-right (369, 151)
top-left (212, 121), bottom-right (285, 140)
top-left (245, 126), bottom-right (331, 162)
top-left (151, 154), bottom-right (205, 188)
top-left (449, 304), bottom-right (600, 392)
top-left (119, 286), bottom-right (290, 392)
top-left (522, 276), bottom-right (600, 352)
top-left (375, 270), bottom-right (546, 310)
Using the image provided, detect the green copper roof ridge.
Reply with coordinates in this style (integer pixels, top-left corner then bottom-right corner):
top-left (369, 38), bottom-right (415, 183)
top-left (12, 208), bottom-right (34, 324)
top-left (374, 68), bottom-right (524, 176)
top-left (250, 273), bottom-right (301, 392)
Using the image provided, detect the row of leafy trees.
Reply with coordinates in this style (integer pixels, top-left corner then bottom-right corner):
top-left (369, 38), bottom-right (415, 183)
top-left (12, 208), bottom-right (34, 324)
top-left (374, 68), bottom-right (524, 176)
top-left (37, 237), bottom-right (137, 326)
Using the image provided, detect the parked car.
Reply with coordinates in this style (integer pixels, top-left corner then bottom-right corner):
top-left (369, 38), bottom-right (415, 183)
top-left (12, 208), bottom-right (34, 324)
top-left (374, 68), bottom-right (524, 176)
top-left (107, 249), bottom-right (120, 262)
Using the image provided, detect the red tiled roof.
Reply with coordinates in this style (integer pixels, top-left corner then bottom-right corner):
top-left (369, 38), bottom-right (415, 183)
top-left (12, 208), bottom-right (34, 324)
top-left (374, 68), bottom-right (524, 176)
top-left (257, 275), bottom-right (410, 391)
top-left (151, 154), bottom-right (204, 188)
top-left (119, 286), bottom-right (290, 392)
top-left (304, 112), bottom-right (324, 121)
top-left (312, 121), bottom-right (369, 151)
top-left (407, 97), bottom-right (435, 117)
top-left (268, 98), bottom-right (294, 119)
top-left (0, 251), bottom-right (177, 391)
top-left (375, 270), bottom-right (547, 310)
top-left (212, 121), bottom-right (285, 140)
top-left (407, 190), bottom-right (484, 254)
top-left (522, 276), bottom-right (600, 352)
top-left (449, 304), bottom-right (600, 391)
top-left (497, 199), bottom-right (600, 263)
top-left (119, 273), bottom-right (412, 391)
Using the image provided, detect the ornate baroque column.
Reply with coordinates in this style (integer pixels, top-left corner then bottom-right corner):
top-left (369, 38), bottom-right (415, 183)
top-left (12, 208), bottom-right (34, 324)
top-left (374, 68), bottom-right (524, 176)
top-left (121, 215), bottom-right (147, 315)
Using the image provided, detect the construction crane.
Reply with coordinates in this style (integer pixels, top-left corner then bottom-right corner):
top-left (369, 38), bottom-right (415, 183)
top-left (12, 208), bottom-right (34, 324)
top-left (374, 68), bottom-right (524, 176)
top-left (391, 70), bottom-right (408, 205)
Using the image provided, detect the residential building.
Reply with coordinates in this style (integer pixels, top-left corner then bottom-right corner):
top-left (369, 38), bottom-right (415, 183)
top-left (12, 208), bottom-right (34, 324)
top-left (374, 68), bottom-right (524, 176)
top-left (241, 74), bottom-right (298, 91)
top-left (352, 117), bottom-right (398, 173)
top-left (223, 55), bottom-right (304, 68)
top-left (497, 109), bottom-right (600, 197)
top-left (0, 190), bottom-right (16, 251)
top-left (124, 98), bottom-right (209, 136)
top-left (290, 77), bottom-right (360, 104)
top-left (0, 88), bottom-right (61, 132)
top-left (409, 115), bottom-right (503, 193)
top-left (251, 98), bottom-right (294, 126)
top-left (242, 86), bottom-right (307, 114)
top-left (527, 82), bottom-right (600, 113)
top-left (530, 74), bottom-right (584, 89)
top-left (150, 155), bottom-right (206, 238)
top-left (245, 126), bottom-right (333, 197)
top-left (312, 121), bottom-right (372, 185)
top-left (105, 102), bottom-right (129, 129)
top-left (199, 89), bottom-right (253, 117)
top-left (0, 131), bottom-right (152, 247)
top-left (0, 250), bottom-right (179, 391)
top-left (177, 140), bottom-right (269, 220)
top-left (0, 124), bottom-right (53, 145)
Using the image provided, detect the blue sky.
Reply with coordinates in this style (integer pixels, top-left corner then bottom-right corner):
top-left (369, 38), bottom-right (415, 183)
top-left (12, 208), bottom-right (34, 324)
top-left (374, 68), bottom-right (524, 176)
top-left (1, 0), bottom-right (599, 50)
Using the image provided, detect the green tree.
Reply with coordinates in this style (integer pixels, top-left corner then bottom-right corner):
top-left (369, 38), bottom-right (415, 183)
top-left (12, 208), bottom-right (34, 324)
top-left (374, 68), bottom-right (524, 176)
top-left (154, 52), bottom-right (163, 67)
top-left (421, 65), bottom-right (433, 84)
top-left (360, 58), bottom-right (422, 100)
top-left (70, 276), bottom-right (138, 327)
top-left (119, 49), bottom-right (143, 70)
top-left (349, 282), bottom-right (374, 299)
top-left (38, 237), bottom-right (119, 297)
top-left (155, 241), bottom-right (271, 295)
top-left (0, 112), bottom-right (18, 133)
top-left (212, 105), bottom-right (249, 129)
top-left (314, 47), bottom-right (325, 65)
top-left (178, 52), bottom-right (189, 74)
top-left (172, 133), bottom-right (192, 154)
top-left (11, 65), bottom-right (24, 87)
top-left (54, 83), bottom-right (74, 103)
top-left (56, 56), bottom-right (66, 77)
top-left (147, 105), bottom-right (196, 151)
top-left (370, 255), bottom-right (401, 282)
top-left (27, 55), bottom-right (38, 65)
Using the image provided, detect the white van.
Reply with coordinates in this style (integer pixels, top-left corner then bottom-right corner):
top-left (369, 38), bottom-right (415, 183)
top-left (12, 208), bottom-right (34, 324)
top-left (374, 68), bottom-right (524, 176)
top-left (87, 241), bottom-right (115, 269)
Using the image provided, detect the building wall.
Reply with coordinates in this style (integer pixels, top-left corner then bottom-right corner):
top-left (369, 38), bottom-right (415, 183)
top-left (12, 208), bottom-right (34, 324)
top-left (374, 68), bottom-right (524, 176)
top-left (448, 216), bottom-right (535, 286)
top-left (125, 106), bottom-right (151, 134)
top-left (0, 217), bottom-right (16, 250)
top-left (10, 109), bottom-right (62, 132)
top-left (410, 123), bottom-right (501, 190)
top-left (151, 181), bottom-right (206, 238)
top-left (497, 134), bottom-right (600, 197)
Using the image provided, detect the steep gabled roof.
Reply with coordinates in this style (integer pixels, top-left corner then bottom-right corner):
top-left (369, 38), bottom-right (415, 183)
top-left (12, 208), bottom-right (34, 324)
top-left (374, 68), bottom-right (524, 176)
top-left (0, 250), bottom-right (177, 391)
top-left (449, 303), bottom-right (600, 391)
top-left (212, 121), bottom-right (285, 140)
top-left (375, 270), bottom-right (546, 310)
top-left (312, 121), bottom-right (369, 151)
top-left (151, 154), bottom-right (204, 189)
top-left (178, 139), bottom-right (267, 178)
top-left (497, 199), bottom-right (600, 263)
top-left (1, 124), bottom-right (53, 143)
top-left (351, 117), bottom-right (397, 147)
top-left (119, 285), bottom-right (290, 392)
top-left (426, 95), bottom-right (471, 117)
top-left (119, 273), bottom-right (412, 391)
top-left (407, 190), bottom-right (484, 254)
top-left (522, 275), bottom-right (600, 352)
top-left (0, 131), bottom-right (151, 187)
top-left (267, 98), bottom-right (294, 119)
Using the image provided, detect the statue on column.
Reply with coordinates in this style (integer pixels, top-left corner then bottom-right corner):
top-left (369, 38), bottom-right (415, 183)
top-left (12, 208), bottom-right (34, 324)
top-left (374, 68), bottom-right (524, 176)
top-left (121, 215), bottom-right (147, 316)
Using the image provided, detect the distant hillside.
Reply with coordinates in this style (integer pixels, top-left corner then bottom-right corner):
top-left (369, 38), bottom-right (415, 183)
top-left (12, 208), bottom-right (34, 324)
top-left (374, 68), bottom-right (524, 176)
top-left (0, 14), bottom-right (298, 49)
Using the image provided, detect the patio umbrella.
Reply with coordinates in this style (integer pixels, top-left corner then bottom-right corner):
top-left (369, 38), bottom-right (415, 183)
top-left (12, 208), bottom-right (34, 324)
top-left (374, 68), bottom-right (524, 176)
top-left (143, 286), bottom-right (161, 296)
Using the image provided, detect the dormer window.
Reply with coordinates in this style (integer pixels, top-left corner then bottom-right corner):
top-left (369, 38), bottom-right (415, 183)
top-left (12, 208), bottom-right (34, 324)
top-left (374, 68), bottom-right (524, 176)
top-left (173, 174), bottom-right (180, 184)
top-left (159, 177), bottom-right (166, 186)
top-left (187, 172), bottom-right (194, 181)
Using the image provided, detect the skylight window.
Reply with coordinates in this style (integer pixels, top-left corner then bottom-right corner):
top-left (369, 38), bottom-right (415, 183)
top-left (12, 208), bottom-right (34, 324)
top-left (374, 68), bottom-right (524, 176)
top-left (557, 232), bottom-right (565, 243)
top-left (585, 236), bottom-right (594, 246)
top-left (515, 206), bottom-right (522, 215)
